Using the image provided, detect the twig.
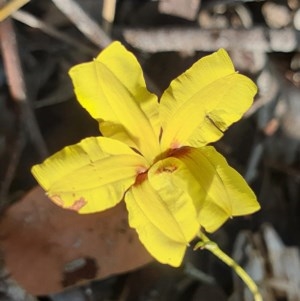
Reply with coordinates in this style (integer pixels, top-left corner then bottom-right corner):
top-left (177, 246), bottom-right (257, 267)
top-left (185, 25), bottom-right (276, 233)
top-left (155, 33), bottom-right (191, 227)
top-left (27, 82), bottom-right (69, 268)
top-left (47, 1), bottom-right (162, 95)
top-left (12, 9), bottom-right (96, 56)
top-left (123, 27), bottom-right (299, 53)
top-left (0, 131), bottom-right (25, 208)
top-left (51, 0), bottom-right (111, 48)
top-left (244, 138), bottom-right (265, 183)
top-left (158, 0), bottom-right (201, 21)
top-left (102, 0), bottom-right (116, 33)
top-left (184, 261), bottom-right (216, 284)
top-left (0, 0), bottom-right (29, 21)
top-left (34, 78), bottom-right (74, 109)
top-left (0, 18), bottom-right (48, 157)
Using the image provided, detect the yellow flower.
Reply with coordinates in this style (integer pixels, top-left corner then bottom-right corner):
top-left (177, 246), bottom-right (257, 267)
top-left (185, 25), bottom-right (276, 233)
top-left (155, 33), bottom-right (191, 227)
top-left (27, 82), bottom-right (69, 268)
top-left (32, 42), bottom-right (260, 267)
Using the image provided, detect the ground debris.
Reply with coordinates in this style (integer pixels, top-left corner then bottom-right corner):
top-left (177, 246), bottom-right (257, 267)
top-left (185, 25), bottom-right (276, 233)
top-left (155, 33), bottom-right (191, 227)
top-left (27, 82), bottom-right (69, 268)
top-left (0, 256), bottom-right (37, 301)
top-left (0, 1), bottom-right (299, 300)
top-left (231, 224), bottom-right (300, 301)
top-left (158, 0), bottom-right (201, 21)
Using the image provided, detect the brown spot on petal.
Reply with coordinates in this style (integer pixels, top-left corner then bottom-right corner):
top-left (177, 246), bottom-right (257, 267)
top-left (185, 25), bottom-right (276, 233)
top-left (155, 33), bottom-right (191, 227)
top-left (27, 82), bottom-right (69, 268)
top-left (167, 146), bottom-right (192, 159)
top-left (134, 171), bottom-right (148, 186)
top-left (67, 198), bottom-right (87, 211)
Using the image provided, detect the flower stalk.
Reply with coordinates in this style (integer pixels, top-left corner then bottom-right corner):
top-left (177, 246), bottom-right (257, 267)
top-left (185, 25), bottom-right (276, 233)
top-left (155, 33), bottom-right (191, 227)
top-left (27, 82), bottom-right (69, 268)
top-left (195, 231), bottom-right (263, 301)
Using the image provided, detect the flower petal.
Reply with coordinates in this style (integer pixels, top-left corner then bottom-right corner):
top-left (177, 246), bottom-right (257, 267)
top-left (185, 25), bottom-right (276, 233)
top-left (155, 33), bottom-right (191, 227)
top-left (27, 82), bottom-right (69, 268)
top-left (31, 137), bottom-right (148, 213)
top-left (176, 146), bottom-right (260, 232)
top-left (69, 41), bottom-right (160, 162)
top-left (125, 180), bottom-right (187, 267)
top-left (148, 157), bottom-right (200, 242)
top-left (160, 49), bottom-right (257, 150)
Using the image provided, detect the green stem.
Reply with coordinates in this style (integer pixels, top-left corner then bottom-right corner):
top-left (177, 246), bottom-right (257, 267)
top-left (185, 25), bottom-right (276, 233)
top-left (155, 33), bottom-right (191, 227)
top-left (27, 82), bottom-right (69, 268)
top-left (195, 231), bottom-right (263, 301)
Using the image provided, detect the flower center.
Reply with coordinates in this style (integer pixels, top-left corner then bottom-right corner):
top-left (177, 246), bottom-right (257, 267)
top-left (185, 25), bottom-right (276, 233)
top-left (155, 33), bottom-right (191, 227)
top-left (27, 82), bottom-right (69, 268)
top-left (156, 164), bottom-right (177, 174)
top-left (134, 146), bottom-right (192, 186)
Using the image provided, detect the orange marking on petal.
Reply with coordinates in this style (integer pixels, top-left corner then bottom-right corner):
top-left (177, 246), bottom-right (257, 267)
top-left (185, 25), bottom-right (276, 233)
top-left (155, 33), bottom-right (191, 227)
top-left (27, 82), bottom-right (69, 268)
top-left (136, 166), bottom-right (148, 174)
top-left (170, 141), bottom-right (181, 149)
top-left (67, 198), bottom-right (87, 211)
top-left (134, 171), bottom-right (148, 186)
top-left (50, 195), bottom-right (64, 207)
top-left (167, 146), bottom-right (192, 159)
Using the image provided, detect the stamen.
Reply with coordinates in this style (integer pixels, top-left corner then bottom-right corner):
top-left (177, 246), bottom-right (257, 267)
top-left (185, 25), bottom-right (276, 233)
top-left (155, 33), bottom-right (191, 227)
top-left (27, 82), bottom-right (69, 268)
top-left (157, 164), bottom-right (177, 174)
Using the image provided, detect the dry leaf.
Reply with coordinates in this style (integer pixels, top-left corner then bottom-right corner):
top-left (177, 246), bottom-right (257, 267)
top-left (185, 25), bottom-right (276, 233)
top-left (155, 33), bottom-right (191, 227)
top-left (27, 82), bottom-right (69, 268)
top-left (0, 186), bottom-right (152, 295)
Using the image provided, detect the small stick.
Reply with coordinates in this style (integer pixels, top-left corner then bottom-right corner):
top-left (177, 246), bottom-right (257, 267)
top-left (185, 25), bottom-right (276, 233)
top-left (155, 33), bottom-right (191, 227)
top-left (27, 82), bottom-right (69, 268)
top-left (0, 132), bottom-right (25, 208)
top-left (0, 0), bottom-right (29, 21)
top-left (0, 17), bottom-right (48, 158)
top-left (102, 0), bottom-right (116, 33)
top-left (51, 0), bottom-right (111, 48)
top-left (12, 9), bottom-right (96, 56)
